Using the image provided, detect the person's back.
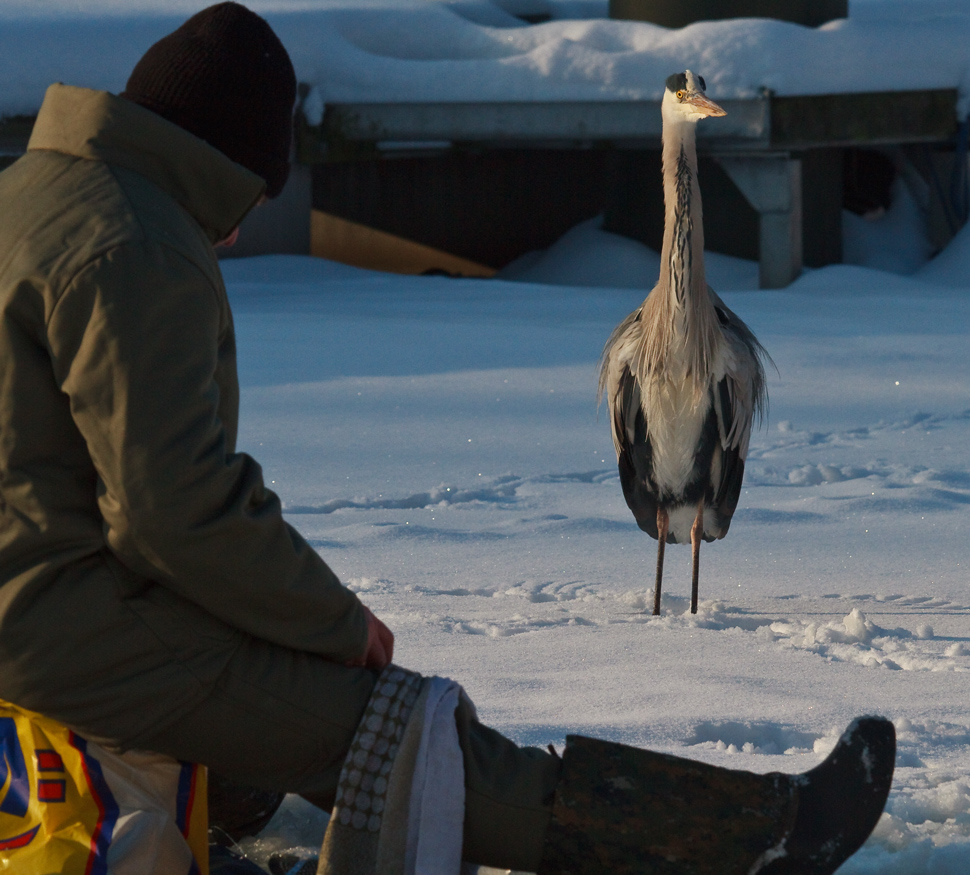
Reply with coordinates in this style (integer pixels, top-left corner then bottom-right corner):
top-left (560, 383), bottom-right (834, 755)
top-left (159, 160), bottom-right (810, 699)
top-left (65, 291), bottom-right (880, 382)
top-left (0, 83), bottom-right (277, 721)
top-left (0, 144), bottom-right (112, 587)
top-left (0, 88), bottom-right (232, 606)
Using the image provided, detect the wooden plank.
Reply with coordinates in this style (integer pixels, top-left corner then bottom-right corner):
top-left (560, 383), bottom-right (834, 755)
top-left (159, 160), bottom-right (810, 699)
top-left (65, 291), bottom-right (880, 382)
top-left (311, 89), bottom-right (956, 158)
top-left (2, 90), bottom-right (960, 156)
top-left (609, 0), bottom-right (846, 28)
top-left (313, 148), bottom-right (608, 268)
top-left (770, 89), bottom-right (957, 149)
top-left (310, 210), bottom-right (496, 278)
top-left (315, 98), bottom-right (769, 155)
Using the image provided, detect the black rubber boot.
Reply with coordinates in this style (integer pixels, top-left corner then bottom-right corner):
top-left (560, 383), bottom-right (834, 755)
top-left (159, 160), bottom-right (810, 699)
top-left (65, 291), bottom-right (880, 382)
top-left (760, 716), bottom-right (896, 874)
top-left (537, 716), bottom-right (895, 875)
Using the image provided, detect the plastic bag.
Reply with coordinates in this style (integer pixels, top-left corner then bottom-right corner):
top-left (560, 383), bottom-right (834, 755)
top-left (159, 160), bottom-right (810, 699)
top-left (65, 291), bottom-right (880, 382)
top-left (0, 700), bottom-right (207, 874)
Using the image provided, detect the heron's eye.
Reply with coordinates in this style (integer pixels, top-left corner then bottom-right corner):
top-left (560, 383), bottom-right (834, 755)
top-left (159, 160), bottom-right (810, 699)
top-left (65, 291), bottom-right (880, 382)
top-left (676, 90), bottom-right (685, 100)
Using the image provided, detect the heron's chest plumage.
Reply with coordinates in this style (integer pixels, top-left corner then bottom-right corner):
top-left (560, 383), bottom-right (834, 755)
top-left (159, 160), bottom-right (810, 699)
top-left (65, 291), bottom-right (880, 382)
top-left (642, 372), bottom-right (713, 495)
top-left (607, 315), bottom-right (728, 500)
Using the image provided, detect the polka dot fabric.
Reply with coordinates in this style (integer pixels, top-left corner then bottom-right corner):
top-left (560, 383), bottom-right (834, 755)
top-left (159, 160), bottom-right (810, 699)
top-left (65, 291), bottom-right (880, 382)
top-left (332, 665), bottom-right (422, 833)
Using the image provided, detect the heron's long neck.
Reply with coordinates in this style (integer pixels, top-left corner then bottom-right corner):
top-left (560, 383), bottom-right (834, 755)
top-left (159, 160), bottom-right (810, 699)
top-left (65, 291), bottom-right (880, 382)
top-left (660, 119), bottom-right (707, 310)
top-left (640, 116), bottom-right (718, 388)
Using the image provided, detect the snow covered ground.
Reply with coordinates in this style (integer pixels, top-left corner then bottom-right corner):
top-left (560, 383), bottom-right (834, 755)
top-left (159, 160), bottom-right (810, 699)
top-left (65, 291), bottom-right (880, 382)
top-left (219, 194), bottom-right (970, 873)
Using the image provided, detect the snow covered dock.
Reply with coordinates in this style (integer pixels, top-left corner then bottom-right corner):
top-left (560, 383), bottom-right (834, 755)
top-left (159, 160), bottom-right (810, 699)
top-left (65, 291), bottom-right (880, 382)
top-left (1, 0), bottom-right (968, 287)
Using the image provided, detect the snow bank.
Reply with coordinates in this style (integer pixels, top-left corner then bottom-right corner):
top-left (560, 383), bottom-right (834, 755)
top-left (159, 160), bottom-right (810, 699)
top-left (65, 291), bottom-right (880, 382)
top-left (917, 219), bottom-right (970, 287)
top-left (1, 1), bottom-right (970, 117)
top-left (497, 215), bottom-right (761, 290)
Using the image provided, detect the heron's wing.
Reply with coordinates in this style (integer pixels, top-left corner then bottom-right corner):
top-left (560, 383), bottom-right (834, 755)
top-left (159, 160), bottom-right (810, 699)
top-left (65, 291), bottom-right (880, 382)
top-left (599, 307), bottom-right (642, 455)
top-left (612, 365), bottom-right (660, 540)
top-left (709, 289), bottom-right (770, 527)
top-left (709, 289), bottom-right (769, 456)
top-left (600, 309), bottom-right (662, 539)
top-left (711, 379), bottom-right (746, 528)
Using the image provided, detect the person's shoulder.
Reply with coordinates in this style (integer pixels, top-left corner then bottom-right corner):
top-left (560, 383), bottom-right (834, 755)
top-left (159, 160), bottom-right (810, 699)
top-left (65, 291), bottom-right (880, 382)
top-left (0, 150), bottom-right (144, 298)
top-left (108, 165), bottom-right (223, 286)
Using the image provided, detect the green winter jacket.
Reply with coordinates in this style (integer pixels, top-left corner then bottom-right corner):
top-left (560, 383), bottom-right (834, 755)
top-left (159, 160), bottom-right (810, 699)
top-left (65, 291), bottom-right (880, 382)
top-left (0, 85), bottom-right (366, 722)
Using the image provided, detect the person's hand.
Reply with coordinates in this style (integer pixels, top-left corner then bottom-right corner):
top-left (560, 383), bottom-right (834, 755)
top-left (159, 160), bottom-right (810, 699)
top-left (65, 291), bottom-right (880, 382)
top-left (345, 605), bottom-right (394, 671)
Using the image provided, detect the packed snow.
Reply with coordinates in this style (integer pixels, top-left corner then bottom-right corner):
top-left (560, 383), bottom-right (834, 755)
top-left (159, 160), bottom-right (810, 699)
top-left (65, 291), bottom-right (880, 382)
top-left (217, 191), bottom-right (970, 873)
top-left (1, 0), bottom-right (970, 118)
top-left (2, 0), bottom-right (968, 872)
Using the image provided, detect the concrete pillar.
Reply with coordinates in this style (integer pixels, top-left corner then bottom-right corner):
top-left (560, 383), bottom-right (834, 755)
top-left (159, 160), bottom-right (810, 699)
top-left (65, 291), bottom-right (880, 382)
top-left (718, 154), bottom-right (803, 289)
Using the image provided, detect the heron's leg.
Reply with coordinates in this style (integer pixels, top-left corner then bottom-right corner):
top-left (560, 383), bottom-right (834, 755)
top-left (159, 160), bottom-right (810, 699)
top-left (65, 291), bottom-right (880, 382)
top-left (690, 501), bottom-right (704, 614)
top-left (654, 507), bottom-right (668, 616)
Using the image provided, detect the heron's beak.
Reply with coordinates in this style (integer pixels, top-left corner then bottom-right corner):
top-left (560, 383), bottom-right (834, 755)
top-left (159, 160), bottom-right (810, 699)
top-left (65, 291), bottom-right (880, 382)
top-left (688, 93), bottom-right (727, 118)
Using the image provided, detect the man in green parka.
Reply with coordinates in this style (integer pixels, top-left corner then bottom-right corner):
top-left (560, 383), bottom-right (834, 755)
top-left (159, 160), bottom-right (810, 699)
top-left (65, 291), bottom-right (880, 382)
top-left (0, 3), bottom-right (896, 873)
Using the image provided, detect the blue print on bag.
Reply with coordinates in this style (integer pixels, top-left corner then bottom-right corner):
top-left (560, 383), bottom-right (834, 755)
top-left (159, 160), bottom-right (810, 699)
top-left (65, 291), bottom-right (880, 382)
top-left (0, 717), bottom-right (30, 818)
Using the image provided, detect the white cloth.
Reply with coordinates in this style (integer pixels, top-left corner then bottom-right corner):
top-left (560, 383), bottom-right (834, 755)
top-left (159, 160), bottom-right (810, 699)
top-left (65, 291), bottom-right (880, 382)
top-left (320, 666), bottom-right (480, 875)
top-left (403, 676), bottom-right (466, 875)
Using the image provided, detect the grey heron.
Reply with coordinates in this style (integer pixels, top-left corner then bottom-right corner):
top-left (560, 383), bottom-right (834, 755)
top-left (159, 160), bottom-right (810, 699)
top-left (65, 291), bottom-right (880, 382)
top-left (599, 71), bottom-right (770, 615)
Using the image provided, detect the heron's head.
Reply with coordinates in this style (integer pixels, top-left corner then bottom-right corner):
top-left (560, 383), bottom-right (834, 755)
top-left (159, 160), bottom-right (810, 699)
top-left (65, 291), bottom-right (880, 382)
top-left (663, 70), bottom-right (726, 123)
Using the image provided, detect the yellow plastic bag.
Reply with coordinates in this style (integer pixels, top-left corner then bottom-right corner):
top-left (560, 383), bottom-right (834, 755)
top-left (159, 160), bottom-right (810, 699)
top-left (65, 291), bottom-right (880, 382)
top-left (0, 700), bottom-right (207, 874)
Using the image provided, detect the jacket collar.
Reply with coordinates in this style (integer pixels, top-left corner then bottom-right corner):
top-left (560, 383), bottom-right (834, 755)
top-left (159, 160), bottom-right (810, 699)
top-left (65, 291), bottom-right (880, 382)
top-left (28, 84), bottom-right (266, 244)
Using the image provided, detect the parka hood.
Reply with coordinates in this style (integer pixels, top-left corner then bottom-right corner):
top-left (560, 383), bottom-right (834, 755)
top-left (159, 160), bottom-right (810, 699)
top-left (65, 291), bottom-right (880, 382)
top-left (28, 84), bottom-right (266, 244)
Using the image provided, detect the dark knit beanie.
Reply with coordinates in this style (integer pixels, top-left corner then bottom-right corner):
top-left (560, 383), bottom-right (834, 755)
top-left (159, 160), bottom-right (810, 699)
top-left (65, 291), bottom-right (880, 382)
top-left (122, 2), bottom-right (296, 198)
